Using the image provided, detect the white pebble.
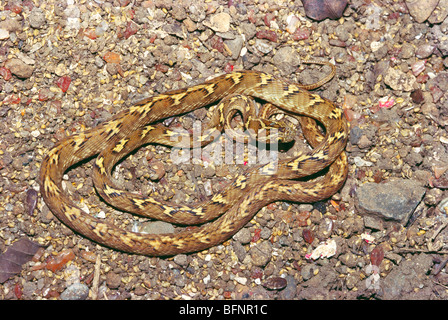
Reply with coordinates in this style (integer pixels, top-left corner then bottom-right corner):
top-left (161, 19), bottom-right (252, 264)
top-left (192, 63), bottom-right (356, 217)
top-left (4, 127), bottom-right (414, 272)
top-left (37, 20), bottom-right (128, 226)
top-left (234, 276), bottom-right (247, 285)
top-left (354, 156), bottom-right (373, 167)
top-left (31, 130), bottom-right (41, 138)
top-left (0, 29), bottom-right (9, 40)
top-left (96, 211), bottom-right (106, 219)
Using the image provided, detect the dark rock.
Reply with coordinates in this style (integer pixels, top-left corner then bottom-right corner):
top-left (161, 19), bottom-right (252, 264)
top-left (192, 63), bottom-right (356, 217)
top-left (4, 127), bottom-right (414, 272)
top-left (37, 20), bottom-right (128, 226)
top-left (302, 0), bottom-right (348, 21)
top-left (355, 179), bottom-right (426, 224)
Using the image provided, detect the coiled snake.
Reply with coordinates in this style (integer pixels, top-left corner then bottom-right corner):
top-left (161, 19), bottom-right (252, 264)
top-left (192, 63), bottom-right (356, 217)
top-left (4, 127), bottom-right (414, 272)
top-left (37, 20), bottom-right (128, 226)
top-left (39, 64), bottom-right (348, 256)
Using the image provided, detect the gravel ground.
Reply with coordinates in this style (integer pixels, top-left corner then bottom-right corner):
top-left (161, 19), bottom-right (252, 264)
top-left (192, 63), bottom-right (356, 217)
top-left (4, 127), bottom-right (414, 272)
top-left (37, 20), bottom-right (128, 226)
top-left (1, 0), bottom-right (448, 300)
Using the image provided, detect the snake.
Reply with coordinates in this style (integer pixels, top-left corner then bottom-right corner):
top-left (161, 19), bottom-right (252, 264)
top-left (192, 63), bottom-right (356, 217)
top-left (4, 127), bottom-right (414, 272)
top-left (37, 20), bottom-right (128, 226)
top-left (39, 63), bottom-right (348, 256)
top-left (91, 94), bottom-right (300, 225)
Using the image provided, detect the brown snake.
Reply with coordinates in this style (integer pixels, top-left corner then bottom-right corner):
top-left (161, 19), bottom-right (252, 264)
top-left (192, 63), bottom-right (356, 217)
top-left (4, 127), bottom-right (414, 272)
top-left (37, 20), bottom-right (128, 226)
top-left (39, 64), bottom-right (348, 256)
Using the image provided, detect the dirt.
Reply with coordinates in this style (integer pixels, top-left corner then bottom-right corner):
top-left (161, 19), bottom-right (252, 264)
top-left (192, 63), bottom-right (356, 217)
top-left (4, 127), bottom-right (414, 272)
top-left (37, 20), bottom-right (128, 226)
top-left (1, 0), bottom-right (448, 300)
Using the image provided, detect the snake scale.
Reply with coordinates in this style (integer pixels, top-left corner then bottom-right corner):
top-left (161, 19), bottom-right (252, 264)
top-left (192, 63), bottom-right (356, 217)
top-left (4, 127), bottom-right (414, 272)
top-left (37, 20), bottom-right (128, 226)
top-left (39, 67), bottom-right (348, 256)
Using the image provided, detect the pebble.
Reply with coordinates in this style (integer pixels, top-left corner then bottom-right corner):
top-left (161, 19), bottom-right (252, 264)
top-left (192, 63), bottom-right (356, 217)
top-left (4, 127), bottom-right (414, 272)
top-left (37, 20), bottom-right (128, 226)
top-left (262, 276), bottom-right (287, 290)
top-left (140, 221), bottom-right (175, 234)
top-left (415, 44), bottom-right (435, 59)
top-left (428, 0), bottom-right (448, 23)
top-left (5, 58), bottom-right (34, 79)
top-left (0, 18), bottom-right (22, 32)
top-left (302, 0), bottom-right (348, 21)
top-left (224, 36), bottom-right (244, 60)
top-left (405, 0), bottom-right (438, 23)
top-left (106, 272), bottom-right (122, 289)
top-left (232, 228), bottom-right (252, 244)
top-left (0, 29), bottom-right (9, 40)
top-left (173, 254), bottom-right (189, 266)
top-left (300, 264), bottom-right (317, 281)
top-left (384, 67), bottom-right (417, 92)
top-left (22, 282), bottom-right (37, 298)
top-left (232, 241), bottom-right (247, 262)
top-left (353, 156), bottom-right (373, 167)
top-left (207, 12), bottom-right (231, 33)
top-left (234, 276), bottom-right (248, 285)
top-left (148, 159), bottom-right (166, 181)
top-left (60, 283), bottom-right (90, 300)
top-left (29, 8), bottom-right (46, 29)
top-left (253, 39), bottom-right (274, 55)
top-left (355, 179), bottom-right (426, 224)
top-left (248, 241), bottom-right (272, 267)
top-left (26, 188), bottom-right (38, 215)
top-left (273, 46), bottom-right (300, 75)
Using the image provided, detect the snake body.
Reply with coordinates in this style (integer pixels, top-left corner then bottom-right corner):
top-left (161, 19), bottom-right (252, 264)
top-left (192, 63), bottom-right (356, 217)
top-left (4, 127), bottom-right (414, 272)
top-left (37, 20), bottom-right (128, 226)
top-left (39, 69), bottom-right (348, 256)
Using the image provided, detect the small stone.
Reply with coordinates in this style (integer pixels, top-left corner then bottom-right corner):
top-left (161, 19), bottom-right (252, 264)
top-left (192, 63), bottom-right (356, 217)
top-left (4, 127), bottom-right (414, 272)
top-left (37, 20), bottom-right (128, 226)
top-left (148, 159), bottom-right (165, 181)
top-left (415, 44), bottom-right (435, 59)
top-left (300, 264), bottom-right (317, 281)
top-left (29, 8), bottom-right (46, 29)
top-left (302, 0), bottom-right (347, 21)
top-left (0, 29), bottom-right (9, 40)
top-left (384, 67), bottom-right (417, 92)
top-left (234, 276), bottom-right (248, 285)
top-left (240, 22), bottom-right (256, 40)
top-left (355, 179), bottom-right (426, 224)
top-left (232, 228), bottom-right (251, 244)
top-left (103, 52), bottom-right (121, 64)
top-left (410, 89), bottom-right (425, 104)
top-left (302, 229), bottom-right (314, 244)
top-left (363, 215), bottom-right (384, 230)
top-left (253, 39), bottom-right (273, 55)
top-left (0, 18), bottom-right (22, 32)
top-left (173, 254), bottom-right (189, 266)
top-left (256, 30), bottom-right (278, 42)
top-left (60, 283), bottom-right (89, 300)
top-left (405, 0), bottom-right (438, 23)
top-left (22, 282), bottom-right (37, 299)
top-left (357, 135), bottom-right (373, 149)
top-left (183, 17), bottom-right (197, 32)
top-left (207, 12), bottom-right (231, 33)
top-left (232, 241), bottom-right (247, 262)
top-left (56, 76), bottom-right (72, 93)
top-left (5, 58), bottom-right (34, 78)
top-left (54, 63), bottom-right (67, 77)
top-left (171, 5), bottom-right (187, 21)
top-left (106, 272), bottom-right (122, 289)
top-left (339, 252), bottom-right (359, 268)
top-left (411, 60), bottom-right (426, 76)
top-left (428, 0), bottom-right (448, 23)
top-left (432, 72), bottom-right (448, 91)
top-left (26, 189), bottom-right (38, 215)
top-left (285, 15), bottom-right (300, 34)
top-left (30, 129), bottom-right (40, 138)
top-left (272, 46), bottom-right (300, 75)
top-left (140, 221), bottom-right (175, 234)
top-left (134, 285), bottom-right (147, 296)
top-left (224, 36), bottom-right (244, 60)
top-left (248, 241), bottom-right (272, 267)
top-left (262, 276), bottom-right (287, 290)
top-left (370, 245), bottom-right (384, 267)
